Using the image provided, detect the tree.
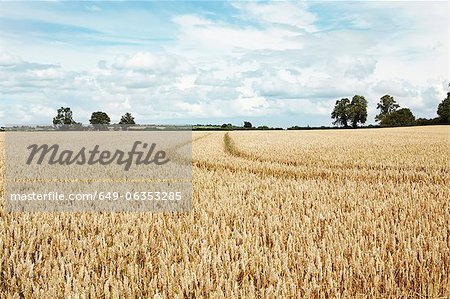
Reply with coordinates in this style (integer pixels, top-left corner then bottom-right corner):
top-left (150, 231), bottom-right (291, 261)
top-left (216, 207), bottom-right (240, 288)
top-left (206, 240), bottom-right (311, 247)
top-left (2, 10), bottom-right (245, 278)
top-left (416, 117), bottom-right (438, 126)
top-left (437, 92), bottom-right (450, 123)
top-left (53, 107), bottom-right (76, 129)
top-left (89, 111), bottom-right (110, 130)
top-left (243, 121), bottom-right (252, 128)
top-left (349, 95), bottom-right (368, 128)
top-left (380, 108), bottom-right (415, 127)
top-left (375, 94), bottom-right (400, 123)
top-left (331, 98), bottom-right (351, 127)
top-left (119, 112), bottom-right (136, 125)
top-left (90, 111), bottom-right (110, 125)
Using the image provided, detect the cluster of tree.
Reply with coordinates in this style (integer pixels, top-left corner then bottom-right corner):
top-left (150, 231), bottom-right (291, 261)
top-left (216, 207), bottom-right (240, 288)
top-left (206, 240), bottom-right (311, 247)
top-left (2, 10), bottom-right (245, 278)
top-left (220, 121), bottom-right (253, 129)
top-left (331, 92), bottom-right (450, 128)
top-left (438, 92), bottom-right (450, 123)
top-left (375, 95), bottom-right (415, 127)
top-left (331, 95), bottom-right (368, 128)
top-left (52, 107), bottom-right (136, 130)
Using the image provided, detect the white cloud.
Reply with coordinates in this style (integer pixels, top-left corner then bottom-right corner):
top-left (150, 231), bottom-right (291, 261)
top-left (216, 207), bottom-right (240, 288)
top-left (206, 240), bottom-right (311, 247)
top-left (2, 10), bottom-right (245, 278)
top-left (0, 52), bottom-right (23, 66)
top-left (176, 75), bottom-right (197, 90)
top-left (113, 52), bottom-right (178, 72)
top-left (232, 2), bottom-right (317, 32)
top-left (172, 14), bottom-right (303, 53)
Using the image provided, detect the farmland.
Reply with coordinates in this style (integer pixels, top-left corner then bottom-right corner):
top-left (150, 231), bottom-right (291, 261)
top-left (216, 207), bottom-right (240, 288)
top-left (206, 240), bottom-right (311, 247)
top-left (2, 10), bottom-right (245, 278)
top-left (0, 126), bottom-right (449, 298)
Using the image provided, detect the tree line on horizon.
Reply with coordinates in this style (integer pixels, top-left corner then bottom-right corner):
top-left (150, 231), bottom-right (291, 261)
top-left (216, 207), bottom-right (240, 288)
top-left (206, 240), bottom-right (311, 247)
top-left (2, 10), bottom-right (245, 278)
top-left (52, 109), bottom-right (136, 130)
top-left (48, 91), bottom-right (450, 130)
top-left (330, 92), bottom-right (450, 128)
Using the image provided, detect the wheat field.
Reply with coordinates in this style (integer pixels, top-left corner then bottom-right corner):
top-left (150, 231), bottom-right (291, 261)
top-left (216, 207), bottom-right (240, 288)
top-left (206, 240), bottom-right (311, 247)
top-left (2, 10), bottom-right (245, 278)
top-left (0, 126), bottom-right (449, 298)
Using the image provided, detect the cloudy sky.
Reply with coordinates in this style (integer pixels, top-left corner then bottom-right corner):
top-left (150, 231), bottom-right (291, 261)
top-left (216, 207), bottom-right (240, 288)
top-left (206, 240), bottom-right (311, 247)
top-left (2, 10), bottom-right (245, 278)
top-left (0, 1), bottom-right (448, 127)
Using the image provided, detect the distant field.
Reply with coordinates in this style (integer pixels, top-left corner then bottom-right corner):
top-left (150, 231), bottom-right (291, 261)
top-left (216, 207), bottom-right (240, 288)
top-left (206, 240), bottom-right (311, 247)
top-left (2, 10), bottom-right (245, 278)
top-left (0, 126), bottom-right (449, 297)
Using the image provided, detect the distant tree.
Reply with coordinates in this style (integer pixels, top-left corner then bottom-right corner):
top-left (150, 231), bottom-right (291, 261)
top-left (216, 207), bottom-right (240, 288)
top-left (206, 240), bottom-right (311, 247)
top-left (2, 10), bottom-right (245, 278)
top-left (90, 111), bottom-right (110, 125)
top-left (437, 92), bottom-right (450, 123)
top-left (416, 117), bottom-right (438, 126)
top-left (331, 98), bottom-right (351, 127)
top-left (243, 121), bottom-right (252, 128)
top-left (221, 123), bottom-right (232, 129)
top-left (380, 108), bottom-right (416, 127)
top-left (53, 107), bottom-right (77, 129)
top-left (89, 111), bottom-right (110, 130)
top-left (375, 94), bottom-right (400, 123)
top-left (119, 112), bottom-right (136, 125)
top-left (349, 95), bottom-right (368, 128)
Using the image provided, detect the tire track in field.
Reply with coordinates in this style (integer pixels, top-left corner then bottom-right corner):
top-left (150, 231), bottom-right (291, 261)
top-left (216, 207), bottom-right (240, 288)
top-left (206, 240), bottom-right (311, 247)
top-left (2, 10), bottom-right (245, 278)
top-left (171, 132), bottom-right (213, 152)
top-left (223, 133), bottom-right (449, 178)
top-left (193, 158), bottom-right (448, 185)
top-left (168, 132), bottom-right (213, 165)
top-left (191, 133), bottom-right (448, 185)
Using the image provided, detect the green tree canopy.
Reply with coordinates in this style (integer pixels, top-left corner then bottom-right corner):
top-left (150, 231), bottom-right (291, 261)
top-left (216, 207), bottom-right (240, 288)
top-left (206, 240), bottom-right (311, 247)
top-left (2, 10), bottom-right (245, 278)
top-left (375, 94), bottom-right (400, 123)
top-left (243, 121), bottom-right (252, 128)
top-left (331, 98), bottom-right (351, 127)
top-left (89, 111), bottom-right (110, 130)
top-left (380, 108), bottom-right (416, 127)
top-left (349, 95), bottom-right (368, 128)
top-left (52, 107), bottom-right (76, 128)
top-left (437, 92), bottom-right (450, 123)
top-left (119, 112), bottom-right (136, 125)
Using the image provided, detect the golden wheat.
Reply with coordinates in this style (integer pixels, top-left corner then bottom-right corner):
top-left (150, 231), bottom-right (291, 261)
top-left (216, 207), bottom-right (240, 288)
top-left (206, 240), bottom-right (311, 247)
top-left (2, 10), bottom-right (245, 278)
top-left (0, 126), bottom-right (449, 298)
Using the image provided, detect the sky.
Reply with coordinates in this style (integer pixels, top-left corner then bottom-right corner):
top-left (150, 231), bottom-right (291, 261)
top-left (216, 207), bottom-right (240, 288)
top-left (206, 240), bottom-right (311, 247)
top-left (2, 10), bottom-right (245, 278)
top-left (0, 1), bottom-right (448, 127)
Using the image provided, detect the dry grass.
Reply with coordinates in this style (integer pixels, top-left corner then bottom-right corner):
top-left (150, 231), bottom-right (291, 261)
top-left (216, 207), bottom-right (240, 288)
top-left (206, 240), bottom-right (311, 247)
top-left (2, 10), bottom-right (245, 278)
top-left (0, 126), bottom-right (449, 298)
